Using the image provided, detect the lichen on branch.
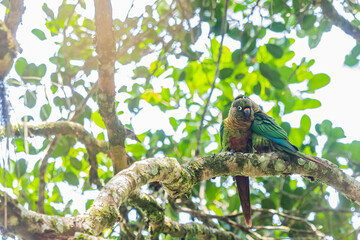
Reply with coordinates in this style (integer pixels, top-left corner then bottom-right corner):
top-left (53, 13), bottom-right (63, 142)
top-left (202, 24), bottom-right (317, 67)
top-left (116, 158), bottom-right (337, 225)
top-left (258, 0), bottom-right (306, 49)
top-left (1, 151), bottom-right (359, 239)
top-left (84, 151), bottom-right (359, 235)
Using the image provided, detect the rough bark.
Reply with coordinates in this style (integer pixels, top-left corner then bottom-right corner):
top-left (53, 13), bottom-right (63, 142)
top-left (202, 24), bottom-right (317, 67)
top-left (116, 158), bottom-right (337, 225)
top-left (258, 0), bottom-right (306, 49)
top-left (94, 0), bottom-right (127, 174)
top-left (0, 151), bottom-right (358, 238)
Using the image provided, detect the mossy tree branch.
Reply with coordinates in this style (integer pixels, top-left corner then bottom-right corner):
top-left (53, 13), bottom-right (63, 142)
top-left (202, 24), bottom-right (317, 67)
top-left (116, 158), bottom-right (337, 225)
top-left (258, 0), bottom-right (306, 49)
top-left (0, 121), bottom-right (108, 152)
top-left (0, 191), bottom-right (89, 240)
top-left (0, 121), bottom-right (107, 188)
top-left (85, 152), bottom-right (357, 235)
top-left (1, 152), bottom-right (358, 239)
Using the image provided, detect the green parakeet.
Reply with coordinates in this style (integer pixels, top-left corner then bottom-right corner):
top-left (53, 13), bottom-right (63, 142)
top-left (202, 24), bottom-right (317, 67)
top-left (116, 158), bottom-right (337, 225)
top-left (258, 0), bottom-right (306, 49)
top-left (220, 97), bottom-right (256, 227)
top-left (235, 95), bottom-right (330, 168)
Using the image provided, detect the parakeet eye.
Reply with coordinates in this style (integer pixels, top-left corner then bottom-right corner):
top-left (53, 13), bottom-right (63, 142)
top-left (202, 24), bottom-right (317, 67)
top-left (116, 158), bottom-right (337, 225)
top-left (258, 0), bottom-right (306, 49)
top-left (237, 106), bottom-right (242, 111)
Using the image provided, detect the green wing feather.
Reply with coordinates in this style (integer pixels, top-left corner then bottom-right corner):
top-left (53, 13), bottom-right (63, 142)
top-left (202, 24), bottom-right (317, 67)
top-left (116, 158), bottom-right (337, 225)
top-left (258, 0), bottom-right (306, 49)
top-left (252, 111), bottom-right (331, 168)
top-left (251, 111), bottom-right (288, 139)
top-left (252, 111), bottom-right (299, 152)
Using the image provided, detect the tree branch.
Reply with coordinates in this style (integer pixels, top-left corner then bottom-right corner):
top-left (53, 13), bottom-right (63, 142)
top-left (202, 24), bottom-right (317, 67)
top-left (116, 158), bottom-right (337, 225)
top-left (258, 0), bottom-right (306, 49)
top-left (4, 0), bottom-right (24, 39)
top-left (252, 208), bottom-right (326, 238)
top-left (177, 207), bottom-right (262, 239)
top-left (37, 137), bottom-right (60, 214)
top-left (85, 151), bottom-right (357, 235)
top-left (321, 0), bottom-right (360, 43)
top-left (0, 121), bottom-right (107, 151)
top-left (0, 191), bottom-right (88, 240)
top-left (1, 152), bottom-right (358, 238)
top-left (159, 216), bottom-right (242, 240)
top-left (94, 0), bottom-right (127, 174)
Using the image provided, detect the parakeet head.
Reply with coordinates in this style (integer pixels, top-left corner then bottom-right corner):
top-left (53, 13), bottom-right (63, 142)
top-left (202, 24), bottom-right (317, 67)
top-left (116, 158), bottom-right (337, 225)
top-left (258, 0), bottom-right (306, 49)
top-left (234, 94), bottom-right (262, 113)
top-left (229, 97), bottom-right (254, 122)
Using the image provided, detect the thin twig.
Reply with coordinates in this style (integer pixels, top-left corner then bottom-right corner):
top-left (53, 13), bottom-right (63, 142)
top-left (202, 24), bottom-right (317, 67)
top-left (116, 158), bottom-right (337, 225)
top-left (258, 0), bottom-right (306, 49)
top-left (70, 82), bottom-right (98, 121)
top-left (195, 0), bottom-right (230, 156)
top-left (36, 137), bottom-right (59, 213)
top-left (125, 0), bottom-right (135, 20)
top-left (287, 58), bottom-right (305, 84)
top-left (253, 208), bottom-right (326, 238)
top-left (178, 207), bottom-right (264, 239)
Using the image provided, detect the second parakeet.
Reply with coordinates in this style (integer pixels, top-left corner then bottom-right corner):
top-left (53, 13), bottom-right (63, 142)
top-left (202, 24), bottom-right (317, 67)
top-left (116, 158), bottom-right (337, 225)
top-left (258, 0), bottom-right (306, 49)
top-left (235, 95), bottom-right (330, 168)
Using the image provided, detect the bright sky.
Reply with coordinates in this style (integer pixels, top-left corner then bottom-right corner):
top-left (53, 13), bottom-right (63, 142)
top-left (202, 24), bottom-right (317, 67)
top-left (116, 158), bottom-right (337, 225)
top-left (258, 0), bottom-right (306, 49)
top-left (1, 0), bottom-right (360, 235)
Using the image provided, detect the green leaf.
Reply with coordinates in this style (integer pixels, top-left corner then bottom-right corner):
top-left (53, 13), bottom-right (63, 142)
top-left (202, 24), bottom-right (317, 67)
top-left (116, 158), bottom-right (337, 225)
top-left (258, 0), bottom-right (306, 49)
top-left (302, 15), bottom-right (316, 30)
top-left (50, 185), bottom-right (63, 203)
top-left (57, 4), bottom-right (76, 27)
top-left (234, 4), bottom-right (246, 12)
top-left (25, 90), bottom-right (37, 108)
top-left (15, 159), bottom-right (27, 179)
top-left (219, 68), bottom-right (234, 79)
top-left (261, 198), bottom-right (276, 209)
top-left (265, 44), bottom-right (283, 58)
top-left (280, 195), bottom-right (293, 210)
top-left (86, 199), bottom-right (94, 210)
top-left (6, 78), bottom-right (22, 87)
top-left (133, 66), bottom-right (150, 79)
top-left (315, 120), bottom-right (332, 135)
top-left (286, 97), bottom-right (321, 113)
top-left (300, 114), bottom-right (311, 133)
top-left (169, 117), bottom-right (178, 130)
top-left (232, 49), bottom-right (243, 64)
top-left (15, 57), bottom-right (27, 76)
top-left (269, 22), bottom-right (285, 32)
top-left (40, 104), bottom-right (51, 121)
top-left (235, 73), bottom-right (245, 80)
top-left (253, 82), bottom-right (261, 95)
top-left (64, 171), bottom-right (79, 186)
top-left (31, 29), bottom-right (46, 40)
top-left (91, 111), bottom-right (106, 129)
top-left (344, 55), bottom-right (358, 66)
top-left (42, 3), bottom-right (55, 19)
top-left (38, 64), bottom-right (47, 77)
top-left (280, 122), bottom-right (291, 135)
top-left (52, 136), bottom-right (74, 158)
top-left (259, 63), bottom-right (285, 89)
top-left (70, 157), bottom-right (82, 171)
top-left (307, 73), bottom-right (330, 92)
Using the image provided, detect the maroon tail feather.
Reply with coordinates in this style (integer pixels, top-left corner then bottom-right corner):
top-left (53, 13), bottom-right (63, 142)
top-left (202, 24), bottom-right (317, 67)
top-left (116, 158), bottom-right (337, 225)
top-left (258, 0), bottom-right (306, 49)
top-left (235, 175), bottom-right (252, 227)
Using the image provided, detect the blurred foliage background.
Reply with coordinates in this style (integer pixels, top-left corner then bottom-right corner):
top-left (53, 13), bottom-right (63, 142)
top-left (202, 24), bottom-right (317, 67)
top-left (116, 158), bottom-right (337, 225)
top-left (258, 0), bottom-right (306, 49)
top-left (1, 0), bottom-right (360, 239)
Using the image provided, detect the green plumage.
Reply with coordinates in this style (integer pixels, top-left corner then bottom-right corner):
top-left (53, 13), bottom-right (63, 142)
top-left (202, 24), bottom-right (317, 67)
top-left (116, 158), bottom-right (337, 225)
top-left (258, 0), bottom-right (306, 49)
top-left (249, 99), bottom-right (330, 168)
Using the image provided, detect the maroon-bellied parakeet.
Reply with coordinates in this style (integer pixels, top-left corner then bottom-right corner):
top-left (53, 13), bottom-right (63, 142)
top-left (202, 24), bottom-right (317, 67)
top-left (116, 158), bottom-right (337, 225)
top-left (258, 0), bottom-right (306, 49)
top-left (220, 96), bottom-right (256, 227)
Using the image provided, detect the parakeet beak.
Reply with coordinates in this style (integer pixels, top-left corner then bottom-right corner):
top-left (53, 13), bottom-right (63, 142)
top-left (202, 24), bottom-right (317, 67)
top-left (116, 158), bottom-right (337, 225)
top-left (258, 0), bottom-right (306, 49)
top-left (243, 107), bottom-right (251, 119)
